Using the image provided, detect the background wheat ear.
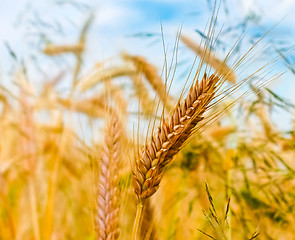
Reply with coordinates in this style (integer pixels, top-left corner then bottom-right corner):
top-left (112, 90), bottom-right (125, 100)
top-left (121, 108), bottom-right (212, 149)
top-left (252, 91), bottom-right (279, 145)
top-left (121, 52), bottom-right (174, 110)
top-left (96, 112), bottom-right (121, 240)
top-left (181, 34), bottom-right (237, 84)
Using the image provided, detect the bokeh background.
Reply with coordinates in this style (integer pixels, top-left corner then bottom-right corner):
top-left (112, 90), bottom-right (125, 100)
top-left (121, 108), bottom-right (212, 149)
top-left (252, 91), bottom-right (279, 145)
top-left (1, 1), bottom-right (295, 240)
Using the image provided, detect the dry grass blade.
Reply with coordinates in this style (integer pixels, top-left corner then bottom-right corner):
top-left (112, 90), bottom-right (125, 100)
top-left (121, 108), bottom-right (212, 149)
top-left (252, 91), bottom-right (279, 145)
top-left (181, 35), bottom-right (236, 84)
top-left (96, 113), bottom-right (121, 240)
top-left (133, 73), bottom-right (220, 202)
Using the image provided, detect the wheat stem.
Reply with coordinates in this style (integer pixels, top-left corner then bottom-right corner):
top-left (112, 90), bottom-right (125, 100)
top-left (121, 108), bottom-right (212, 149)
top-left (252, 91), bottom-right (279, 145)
top-left (140, 199), bottom-right (158, 240)
top-left (132, 202), bottom-right (144, 240)
top-left (29, 178), bottom-right (40, 240)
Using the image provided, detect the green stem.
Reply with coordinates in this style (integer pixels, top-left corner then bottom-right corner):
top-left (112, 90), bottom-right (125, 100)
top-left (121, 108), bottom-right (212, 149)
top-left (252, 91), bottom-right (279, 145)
top-left (132, 202), bottom-right (144, 240)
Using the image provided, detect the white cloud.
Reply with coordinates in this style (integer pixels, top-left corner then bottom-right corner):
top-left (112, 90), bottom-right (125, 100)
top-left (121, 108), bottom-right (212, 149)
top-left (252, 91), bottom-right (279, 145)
top-left (237, 0), bottom-right (295, 21)
top-left (95, 2), bottom-right (137, 27)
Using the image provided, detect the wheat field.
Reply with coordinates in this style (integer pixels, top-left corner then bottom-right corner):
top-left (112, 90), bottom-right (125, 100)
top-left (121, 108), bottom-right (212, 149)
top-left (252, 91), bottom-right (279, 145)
top-left (0, 1), bottom-right (295, 240)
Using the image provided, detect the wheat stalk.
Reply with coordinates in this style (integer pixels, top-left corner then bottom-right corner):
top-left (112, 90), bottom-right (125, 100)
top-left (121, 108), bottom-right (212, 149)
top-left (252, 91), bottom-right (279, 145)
top-left (140, 199), bottom-right (158, 240)
top-left (96, 113), bottom-right (121, 240)
top-left (131, 73), bottom-right (221, 240)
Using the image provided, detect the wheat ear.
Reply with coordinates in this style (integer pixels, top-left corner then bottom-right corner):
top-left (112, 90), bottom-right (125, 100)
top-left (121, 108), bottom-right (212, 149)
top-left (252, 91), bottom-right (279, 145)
top-left (58, 95), bottom-right (113, 119)
top-left (132, 73), bottom-right (220, 202)
top-left (122, 53), bottom-right (173, 109)
top-left (131, 73), bottom-right (220, 240)
top-left (96, 113), bottom-right (121, 240)
top-left (80, 63), bottom-right (137, 91)
top-left (131, 73), bottom-right (156, 116)
top-left (181, 35), bottom-right (236, 84)
top-left (43, 43), bottom-right (84, 55)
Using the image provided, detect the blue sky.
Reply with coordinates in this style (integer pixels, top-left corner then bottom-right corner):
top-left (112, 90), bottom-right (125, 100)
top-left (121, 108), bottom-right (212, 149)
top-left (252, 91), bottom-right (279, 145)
top-left (1, 0), bottom-right (295, 131)
top-left (1, 0), bottom-right (295, 62)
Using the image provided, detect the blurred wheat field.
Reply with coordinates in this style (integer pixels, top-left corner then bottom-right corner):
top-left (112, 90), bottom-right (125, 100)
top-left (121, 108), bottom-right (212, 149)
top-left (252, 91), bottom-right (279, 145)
top-left (1, 1), bottom-right (295, 240)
